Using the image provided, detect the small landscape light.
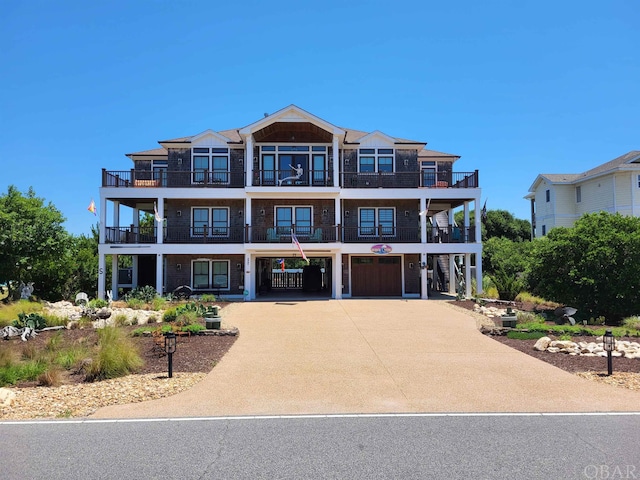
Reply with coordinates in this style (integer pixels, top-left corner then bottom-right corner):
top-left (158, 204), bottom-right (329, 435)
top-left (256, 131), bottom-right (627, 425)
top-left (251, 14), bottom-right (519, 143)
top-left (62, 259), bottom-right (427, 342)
top-left (164, 332), bottom-right (177, 378)
top-left (603, 329), bottom-right (615, 376)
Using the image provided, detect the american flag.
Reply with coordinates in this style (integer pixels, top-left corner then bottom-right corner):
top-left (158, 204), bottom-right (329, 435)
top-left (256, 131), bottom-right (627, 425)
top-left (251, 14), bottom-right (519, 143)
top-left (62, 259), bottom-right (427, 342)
top-left (291, 230), bottom-right (309, 263)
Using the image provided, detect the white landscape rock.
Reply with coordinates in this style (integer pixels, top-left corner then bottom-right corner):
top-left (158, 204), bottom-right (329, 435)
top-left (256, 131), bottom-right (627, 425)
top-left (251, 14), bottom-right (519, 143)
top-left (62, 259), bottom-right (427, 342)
top-left (533, 336), bottom-right (552, 351)
top-left (533, 337), bottom-right (640, 359)
top-left (0, 388), bottom-right (16, 408)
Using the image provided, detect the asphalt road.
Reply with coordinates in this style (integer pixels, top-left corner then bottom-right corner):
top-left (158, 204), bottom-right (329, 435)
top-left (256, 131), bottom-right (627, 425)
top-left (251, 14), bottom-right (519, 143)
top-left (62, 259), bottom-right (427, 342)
top-left (2, 413), bottom-right (639, 479)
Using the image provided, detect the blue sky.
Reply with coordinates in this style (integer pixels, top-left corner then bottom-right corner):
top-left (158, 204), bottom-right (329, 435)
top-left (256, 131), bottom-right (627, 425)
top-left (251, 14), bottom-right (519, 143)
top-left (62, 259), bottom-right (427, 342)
top-left (2, 0), bottom-right (638, 236)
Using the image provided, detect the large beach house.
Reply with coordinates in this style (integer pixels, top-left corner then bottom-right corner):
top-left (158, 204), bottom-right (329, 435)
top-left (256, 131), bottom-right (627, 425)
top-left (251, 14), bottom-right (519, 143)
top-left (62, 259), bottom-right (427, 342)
top-left (97, 105), bottom-right (483, 300)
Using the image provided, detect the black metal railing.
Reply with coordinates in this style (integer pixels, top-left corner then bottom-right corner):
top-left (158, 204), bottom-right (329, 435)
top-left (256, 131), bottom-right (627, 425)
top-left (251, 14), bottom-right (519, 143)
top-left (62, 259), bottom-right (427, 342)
top-left (104, 224), bottom-right (477, 245)
top-left (102, 169), bottom-right (245, 188)
top-left (341, 226), bottom-right (421, 243)
top-left (252, 169), bottom-right (333, 187)
top-left (340, 170), bottom-right (479, 188)
top-left (104, 226), bottom-right (158, 244)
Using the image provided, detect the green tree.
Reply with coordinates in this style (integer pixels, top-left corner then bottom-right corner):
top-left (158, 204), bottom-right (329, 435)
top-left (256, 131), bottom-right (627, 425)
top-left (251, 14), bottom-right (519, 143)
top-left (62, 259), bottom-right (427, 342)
top-left (527, 212), bottom-right (640, 324)
top-left (483, 237), bottom-right (534, 300)
top-left (454, 209), bottom-right (531, 241)
top-left (0, 186), bottom-right (69, 300)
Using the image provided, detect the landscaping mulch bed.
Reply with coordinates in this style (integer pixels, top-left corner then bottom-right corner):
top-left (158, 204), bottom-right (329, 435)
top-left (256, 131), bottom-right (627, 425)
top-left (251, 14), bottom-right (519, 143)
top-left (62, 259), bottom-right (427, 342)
top-left (448, 299), bottom-right (640, 375)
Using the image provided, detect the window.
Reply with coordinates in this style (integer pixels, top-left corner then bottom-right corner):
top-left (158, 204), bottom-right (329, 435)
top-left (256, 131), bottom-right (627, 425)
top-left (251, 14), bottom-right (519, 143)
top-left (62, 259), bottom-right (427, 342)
top-left (275, 206), bottom-right (312, 235)
top-left (358, 148), bottom-right (395, 173)
top-left (359, 207), bottom-right (395, 236)
top-left (259, 145), bottom-right (330, 186)
top-left (637, 174), bottom-right (640, 188)
top-left (542, 225), bottom-right (547, 236)
top-left (545, 189), bottom-right (550, 202)
top-left (191, 207), bottom-right (229, 237)
top-left (576, 186), bottom-right (582, 203)
top-left (192, 260), bottom-right (229, 290)
top-left (421, 161), bottom-right (437, 186)
top-left (191, 147), bottom-right (229, 184)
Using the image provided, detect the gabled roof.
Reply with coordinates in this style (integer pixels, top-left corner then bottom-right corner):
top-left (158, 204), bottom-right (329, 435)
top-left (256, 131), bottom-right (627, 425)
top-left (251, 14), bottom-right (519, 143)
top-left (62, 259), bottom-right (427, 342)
top-left (239, 104), bottom-right (345, 137)
top-left (126, 147), bottom-right (168, 158)
top-left (129, 106), bottom-right (442, 159)
top-left (527, 151), bottom-right (640, 192)
top-left (418, 148), bottom-right (460, 160)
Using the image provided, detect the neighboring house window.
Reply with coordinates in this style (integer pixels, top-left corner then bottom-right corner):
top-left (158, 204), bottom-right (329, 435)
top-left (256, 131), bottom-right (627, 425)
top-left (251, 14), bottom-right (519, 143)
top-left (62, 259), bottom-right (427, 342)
top-left (421, 161), bottom-right (437, 186)
top-left (637, 174), bottom-right (640, 188)
top-left (576, 186), bottom-right (582, 203)
top-left (359, 207), bottom-right (395, 236)
top-left (192, 147), bottom-right (229, 184)
top-left (192, 207), bottom-right (229, 236)
top-left (275, 206), bottom-right (312, 235)
top-left (358, 148), bottom-right (394, 173)
top-left (542, 225), bottom-right (546, 236)
top-left (192, 260), bottom-right (229, 290)
top-left (545, 189), bottom-right (550, 202)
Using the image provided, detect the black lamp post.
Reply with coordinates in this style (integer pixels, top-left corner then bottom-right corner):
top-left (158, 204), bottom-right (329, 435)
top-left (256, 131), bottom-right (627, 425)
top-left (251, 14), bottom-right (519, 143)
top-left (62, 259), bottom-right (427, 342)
top-left (164, 332), bottom-right (177, 378)
top-left (603, 329), bottom-right (615, 376)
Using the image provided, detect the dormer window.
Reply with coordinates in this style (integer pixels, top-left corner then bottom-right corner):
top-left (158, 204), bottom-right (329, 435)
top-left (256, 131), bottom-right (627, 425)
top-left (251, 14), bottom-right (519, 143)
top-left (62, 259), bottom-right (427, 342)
top-left (359, 148), bottom-right (394, 173)
top-left (192, 147), bottom-right (229, 184)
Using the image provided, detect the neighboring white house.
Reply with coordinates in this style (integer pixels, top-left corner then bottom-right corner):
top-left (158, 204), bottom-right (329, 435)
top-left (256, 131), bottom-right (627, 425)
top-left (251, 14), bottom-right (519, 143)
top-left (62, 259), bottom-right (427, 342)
top-left (97, 105), bottom-right (483, 301)
top-left (526, 151), bottom-right (640, 237)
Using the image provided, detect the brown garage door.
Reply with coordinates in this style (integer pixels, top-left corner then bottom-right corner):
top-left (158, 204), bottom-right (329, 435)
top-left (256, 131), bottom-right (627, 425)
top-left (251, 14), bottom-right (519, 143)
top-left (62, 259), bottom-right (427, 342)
top-left (351, 256), bottom-right (402, 297)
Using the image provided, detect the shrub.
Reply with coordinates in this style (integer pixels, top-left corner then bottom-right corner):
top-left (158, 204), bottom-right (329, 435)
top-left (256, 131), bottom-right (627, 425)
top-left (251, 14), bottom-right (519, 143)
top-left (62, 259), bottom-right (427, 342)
top-left (84, 327), bottom-right (143, 382)
top-left (180, 323), bottom-right (206, 334)
top-left (125, 298), bottom-right (144, 310)
top-left (151, 296), bottom-right (167, 311)
top-left (38, 367), bottom-right (63, 387)
top-left (147, 314), bottom-right (159, 324)
top-left (506, 331), bottom-right (547, 340)
top-left (623, 316), bottom-right (640, 331)
top-left (163, 308), bottom-right (178, 323)
top-left (88, 298), bottom-right (108, 309)
top-left (114, 314), bottom-right (129, 327)
top-left (43, 313), bottom-right (68, 327)
top-left (175, 311), bottom-right (198, 327)
top-left (124, 285), bottom-right (158, 304)
top-left (200, 294), bottom-right (216, 303)
top-left (55, 346), bottom-right (90, 370)
top-left (516, 312), bottom-right (545, 324)
top-left (0, 360), bottom-right (47, 386)
top-left (13, 312), bottom-right (47, 330)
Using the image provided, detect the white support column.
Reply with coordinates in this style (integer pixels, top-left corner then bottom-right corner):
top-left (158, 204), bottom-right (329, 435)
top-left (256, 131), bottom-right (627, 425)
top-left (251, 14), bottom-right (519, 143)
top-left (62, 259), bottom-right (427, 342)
top-left (98, 254), bottom-right (106, 300)
top-left (99, 198), bottom-right (107, 243)
top-left (335, 197), bottom-right (341, 237)
top-left (333, 252), bottom-right (343, 299)
top-left (245, 135), bottom-right (253, 187)
top-left (463, 201), bottom-right (470, 242)
top-left (156, 254), bottom-right (163, 296)
top-left (332, 134), bottom-right (340, 187)
top-left (245, 198), bottom-right (252, 238)
top-left (244, 253), bottom-right (253, 300)
top-left (449, 255), bottom-right (456, 295)
top-left (420, 252), bottom-right (428, 299)
top-left (113, 200), bottom-right (120, 228)
top-left (157, 197), bottom-right (164, 244)
top-left (132, 256), bottom-right (139, 288)
top-left (465, 253), bottom-right (472, 298)
top-left (475, 252), bottom-right (483, 295)
top-left (448, 208), bottom-right (455, 226)
top-left (420, 198), bottom-right (427, 243)
top-left (475, 198), bottom-right (482, 243)
top-left (111, 255), bottom-right (118, 299)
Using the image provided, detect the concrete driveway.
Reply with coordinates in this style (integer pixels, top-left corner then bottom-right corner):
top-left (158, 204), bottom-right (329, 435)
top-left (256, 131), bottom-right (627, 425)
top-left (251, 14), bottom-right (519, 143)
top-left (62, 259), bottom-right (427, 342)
top-left (93, 299), bottom-right (640, 418)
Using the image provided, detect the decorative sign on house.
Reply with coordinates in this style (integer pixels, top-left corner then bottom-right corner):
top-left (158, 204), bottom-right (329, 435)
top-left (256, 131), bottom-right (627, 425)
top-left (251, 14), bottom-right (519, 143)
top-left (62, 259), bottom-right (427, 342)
top-left (370, 244), bottom-right (392, 255)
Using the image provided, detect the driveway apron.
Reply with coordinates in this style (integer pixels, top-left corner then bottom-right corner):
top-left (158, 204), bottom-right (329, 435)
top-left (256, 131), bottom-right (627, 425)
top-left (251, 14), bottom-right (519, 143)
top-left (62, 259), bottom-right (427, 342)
top-left (93, 300), bottom-right (640, 418)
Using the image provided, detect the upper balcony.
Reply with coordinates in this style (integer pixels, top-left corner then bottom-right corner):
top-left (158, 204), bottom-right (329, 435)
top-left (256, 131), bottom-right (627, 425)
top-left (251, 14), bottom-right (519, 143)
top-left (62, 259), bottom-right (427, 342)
top-left (102, 169), bottom-right (245, 188)
top-left (102, 169), bottom-right (479, 190)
